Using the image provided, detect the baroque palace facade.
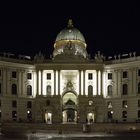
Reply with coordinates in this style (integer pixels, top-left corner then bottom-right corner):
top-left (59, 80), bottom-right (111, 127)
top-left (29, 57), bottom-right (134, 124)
top-left (0, 20), bottom-right (140, 124)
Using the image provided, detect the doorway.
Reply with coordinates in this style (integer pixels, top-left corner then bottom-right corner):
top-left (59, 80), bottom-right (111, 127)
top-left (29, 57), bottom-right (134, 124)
top-left (45, 112), bottom-right (52, 124)
top-left (87, 112), bottom-right (95, 124)
top-left (62, 92), bottom-right (78, 123)
top-left (63, 110), bottom-right (77, 123)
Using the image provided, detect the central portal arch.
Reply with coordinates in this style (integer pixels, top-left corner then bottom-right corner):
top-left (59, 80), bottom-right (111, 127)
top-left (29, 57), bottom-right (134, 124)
top-left (62, 91), bottom-right (78, 123)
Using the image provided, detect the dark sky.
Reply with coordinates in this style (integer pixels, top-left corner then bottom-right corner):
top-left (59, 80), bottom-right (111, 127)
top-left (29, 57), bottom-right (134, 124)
top-left (0, 1), bottom-right (140, 58)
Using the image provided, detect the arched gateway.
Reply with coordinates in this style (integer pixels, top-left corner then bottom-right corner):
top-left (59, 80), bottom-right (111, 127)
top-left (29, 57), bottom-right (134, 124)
top-left (62, 91), bottom-right (78, 123)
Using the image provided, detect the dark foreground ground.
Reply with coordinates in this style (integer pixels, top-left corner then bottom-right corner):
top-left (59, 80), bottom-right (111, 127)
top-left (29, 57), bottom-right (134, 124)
top-left (1, 132), bottom-right (140, 140)
top-left (1, 123), bottom-right (140, 140)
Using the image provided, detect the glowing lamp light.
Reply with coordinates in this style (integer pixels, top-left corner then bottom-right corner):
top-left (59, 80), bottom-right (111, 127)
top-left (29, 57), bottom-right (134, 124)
top-left (111, 111), bottom-right (114, 114)
top-left (125, 105), bottom-right (128, 108)
top-left (27, 110), bottom-right (30, 114)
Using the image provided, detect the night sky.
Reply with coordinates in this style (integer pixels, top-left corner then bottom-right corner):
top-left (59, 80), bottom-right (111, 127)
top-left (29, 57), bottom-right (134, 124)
top-left (0, 1), bottom-right (140, 59)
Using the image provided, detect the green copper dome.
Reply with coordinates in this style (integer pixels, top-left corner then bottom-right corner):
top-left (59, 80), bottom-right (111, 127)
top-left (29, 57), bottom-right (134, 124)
top-left (55, 28), bottom-right (86, 43)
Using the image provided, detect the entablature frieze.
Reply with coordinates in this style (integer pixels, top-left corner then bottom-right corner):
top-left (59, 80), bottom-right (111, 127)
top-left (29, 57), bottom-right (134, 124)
top-left (35, 63), bottom-right (104, 71)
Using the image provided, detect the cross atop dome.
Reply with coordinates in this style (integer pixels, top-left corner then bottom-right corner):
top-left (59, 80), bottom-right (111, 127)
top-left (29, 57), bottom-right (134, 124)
top-left (67, 19), bottom-right (74, 28)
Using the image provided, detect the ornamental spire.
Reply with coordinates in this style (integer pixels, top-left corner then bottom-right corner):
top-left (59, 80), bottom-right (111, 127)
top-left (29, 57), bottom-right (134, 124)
top-left (67, 19), bottom-right (74, 28)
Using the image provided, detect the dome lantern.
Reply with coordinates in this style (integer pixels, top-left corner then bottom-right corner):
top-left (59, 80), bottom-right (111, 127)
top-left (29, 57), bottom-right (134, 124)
top-left (67, 19), bottom-right (74, 28)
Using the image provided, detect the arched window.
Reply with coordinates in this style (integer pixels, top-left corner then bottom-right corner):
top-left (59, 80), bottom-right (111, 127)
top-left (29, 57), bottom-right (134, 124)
top-left (27, 110), bottom-right (32, 121)
top-left (12, 84), bottom-right (17, 95)
top-left (107, 111), bottom-right (113, 119)
top-left (47, 85), bottom-right (51, 95)
top-left (27, 85), bottom-right (32, 96)
top-left (88, 85), bottom-right (93, 96)
top-left (122, 84), bottom-right (128, 95)
top-left (107, 85), bottom-right (112, 96)
top-left (138, 82), bottom-right (140, 94)
top-left (12, 110), bottom-right (17, 121)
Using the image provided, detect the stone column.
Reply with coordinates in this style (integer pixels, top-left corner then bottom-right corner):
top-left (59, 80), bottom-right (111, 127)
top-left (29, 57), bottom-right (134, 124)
top-left (96, 70), bottom-right (98, 95)
top-left (18, 70), bottom-right (21, 97)
top-left (132, 68), bottom-right (136, 95)
top-left (58, 70), bottom-right (60, 95)
top-left (36, 70), bottom-right (39, 95)
top-left (100, 71), bottom-right (103, 96)
top-left (21, 70), bottom-right (24, 96)
top-left (129, 68), bottom-right (133, 95)
top-left (6, 68), bottom-right (10, 95)
top-left (79, 70), bottom-right (81, 95)
top-left (41, 70), bottom-right (43, 95)
top-left (117, 69), bottom-right (121, 96)
top-left (114, 70), bottom-right (118, 96)
top-left (32, 71), bottom-right (35, 97)
top-left (83, 70), bottom-right (85, 95)
top-left (3, 67), bottom-right (6, 95)
top-left (54, 70), bottom-right (56, 95)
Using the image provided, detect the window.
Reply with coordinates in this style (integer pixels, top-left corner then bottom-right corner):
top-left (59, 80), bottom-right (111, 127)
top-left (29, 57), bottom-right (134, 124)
top-left (47, 73), bottom-right (51, 80)
top-left (12, 71), bottom-right (17, 78)
top-left (123, 71), bottom-right (128, 78)
top-left (27, 73), bottom-right (32, 80)
top-left (27, 101), bottom-right (32, 108)
top-left (138, 110), bottom-right (140, 118)
top-left (88, 73), bottom-right (93, 80)
top-left (12, 100), bottom-right (17, 108)
top-left (138, 82), bottom-right (140, 94)
top-left (107, 85), bottom-right (112, 96)
top-left (138, 100), bottom-right (140, 107)
top-left (138, 69), bottom-right (140, 76)
top-left (89, 100), bottom-right (93, 106)
top-left (12, 111), bottom-right (17, 120)
top-left (27, 85), bottom-right (32, 96)
top-left (122, 100), bottom-right (128, 108)
top-left (47, 85), bottom-right (51, 95)
top-left (46, 100), bottom-right (50, 106)
top-left (107, 101), bottom-right (112, 108)
top-left (88, 85), bottom-right (93, 96)
top-left (12, 84), bottom-right (17, 95)
top-left (108, 73), bottom-right (112, 80)
top-left (0, 83), bottom-right (1, 94)
top-left (122, 111), bottom-right (127, 118)
top-left (122, 84), bottom-right (128, 95)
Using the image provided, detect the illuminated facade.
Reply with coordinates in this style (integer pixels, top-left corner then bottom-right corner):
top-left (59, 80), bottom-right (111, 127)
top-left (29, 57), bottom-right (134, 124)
top-left (0, 20), bottom-right (140, 124)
